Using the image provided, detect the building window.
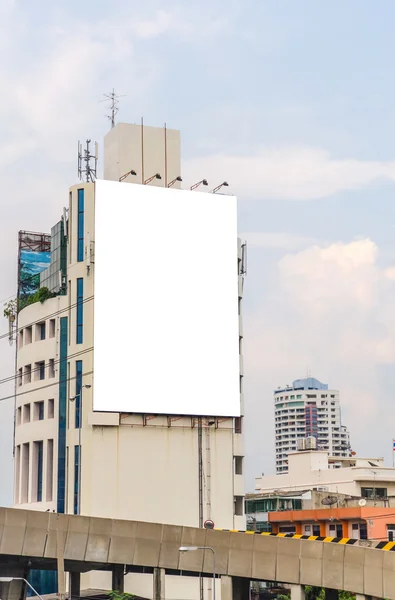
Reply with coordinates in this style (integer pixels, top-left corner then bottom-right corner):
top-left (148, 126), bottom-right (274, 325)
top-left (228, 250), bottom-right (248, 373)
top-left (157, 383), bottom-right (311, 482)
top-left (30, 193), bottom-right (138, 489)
top-left (18, 368), bottom-right (22, 387)
top-left (74, 445), bottom-right (80, 515)
top-left (234, 495), bottom-right (244, 516)
top-left (361, 487), bottom-right (387, 499)
top-left (23, 404), bottom-right (31, 423)
top-left (24, 364), bottom-right (32, 384)
top-left (35, 361), bottom-right (45, 381)
top-left (48, 399), bottom-right (55, 419)
top-left (49, 359), bottom-right (55, 378)
top-left (49, 319), bottom-right (56, 338)
top-left (25, 326), bottom-right (32, 345)
top-left (234, 456), bottom-right (243, 475)
top-left (313, 525), bottom-right (320, 536)
top-left (77, 189), bottom-right (84, 262)
top-left (34, 401), bottom-right (44, 421)
top-left (279, 525), bottom-right (296, 533)
top-left (76, 278), bottom-right (84, 344)
top-left (46, 440), bottom-right (54, 502)
top-left (387, 525), bottom-right (395, 542)
top-left (16, 406), bottom-right (22, 425)
top-left (75, 360), bottom-right (83, 428)
top-left (35, 441), bottom-right (43, 502)
top-left (234, 417), bottom-right (242, 434)
top-left (36, 322), bottom-right (46, 341)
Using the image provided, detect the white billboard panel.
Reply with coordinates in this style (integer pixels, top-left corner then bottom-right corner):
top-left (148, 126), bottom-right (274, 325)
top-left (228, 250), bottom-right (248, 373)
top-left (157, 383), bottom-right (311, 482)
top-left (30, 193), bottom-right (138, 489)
top-left (94, 179), bottom-right (240, 417)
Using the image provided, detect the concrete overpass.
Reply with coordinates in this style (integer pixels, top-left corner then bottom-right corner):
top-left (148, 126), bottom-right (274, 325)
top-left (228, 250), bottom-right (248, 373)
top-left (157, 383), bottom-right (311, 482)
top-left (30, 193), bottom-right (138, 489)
top-left (0, 507), bottom-right (393, 600)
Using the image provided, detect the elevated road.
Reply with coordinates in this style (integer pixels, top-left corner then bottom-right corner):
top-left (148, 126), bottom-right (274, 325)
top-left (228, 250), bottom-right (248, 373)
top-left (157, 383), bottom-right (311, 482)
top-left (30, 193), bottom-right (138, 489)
top-left (0, 507), bottom-right (393, 600)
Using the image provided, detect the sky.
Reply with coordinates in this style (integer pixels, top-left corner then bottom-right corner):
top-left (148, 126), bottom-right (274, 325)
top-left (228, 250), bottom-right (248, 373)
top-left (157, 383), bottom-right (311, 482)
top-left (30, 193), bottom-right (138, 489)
top-left (1, 0), bottom-right (395, 504)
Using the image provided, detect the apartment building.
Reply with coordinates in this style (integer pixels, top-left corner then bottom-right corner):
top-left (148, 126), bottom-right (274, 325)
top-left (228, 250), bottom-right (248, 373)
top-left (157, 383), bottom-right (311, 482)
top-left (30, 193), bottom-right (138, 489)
top-left (274, 377), bottom-right (351, 473)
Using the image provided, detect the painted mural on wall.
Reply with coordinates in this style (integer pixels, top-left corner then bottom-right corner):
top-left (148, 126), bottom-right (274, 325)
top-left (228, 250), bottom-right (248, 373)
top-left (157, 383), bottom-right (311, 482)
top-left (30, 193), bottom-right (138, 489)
top-left (19, 249), bottom-right (51, 299)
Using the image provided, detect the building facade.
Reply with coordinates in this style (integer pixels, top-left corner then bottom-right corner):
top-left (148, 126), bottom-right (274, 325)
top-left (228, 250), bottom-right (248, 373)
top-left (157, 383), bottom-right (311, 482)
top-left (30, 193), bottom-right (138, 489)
top-left (274, 377), bottom-right (351, 473)
top-left (12, 123), bottom-right (246, 599)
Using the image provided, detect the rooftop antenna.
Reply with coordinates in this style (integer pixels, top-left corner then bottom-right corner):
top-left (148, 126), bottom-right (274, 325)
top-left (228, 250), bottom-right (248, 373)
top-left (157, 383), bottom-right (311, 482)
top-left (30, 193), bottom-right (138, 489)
top-left (101, 89), bottom-right (125, 129)
top-left (78, 139), bottom-right (98, 183)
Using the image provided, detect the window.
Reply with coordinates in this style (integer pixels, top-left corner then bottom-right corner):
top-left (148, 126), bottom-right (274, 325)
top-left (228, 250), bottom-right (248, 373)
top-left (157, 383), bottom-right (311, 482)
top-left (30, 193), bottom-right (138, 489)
top-left (18, 368), bottom-right (22, 387)
top-left (74, 445), bottom-right (80, 515)
top-left (235, 416), bottom-right (242, 434)
top-left (75, 360), bottom-right (83, 428)
top-left (24, 364), bottom-right (32, 384)
top-left (25, 326), bottom-right (32, 345)
top-left (46, 440), bottom-right (54, 502)
top-left (34, 401), bottom-right (44, 421)
top-left (329, 523), bottom-right (343, 537)
top-left (49, 358), bottom-right (55, 378)
top-left (16, 407), bottom-right (22, 426)
top-left (359, 523), bottom-right (368, 540)
top-left (279, 525), bottom-right (296, 533)
top-left (35, 441), bottom-right (43, 502)
top-left (234, 456), bottom-right (243, 475)
top-left (304, 525), bottom-right (311, 534)
top-left (361, 487), bottom-right (387, 499)
top-left (77, 189), bottom-right (84, 262)
top-left (21, 443), bottom-right (30, 503)
top-left (49, 319), bottom-right (56, 338)
top-left (23, 404), bottom-right (31, 423)
top-left (18, 330), bottom-right (23, 349)
top-left (35, 361), bottom-right (45, 381)
top-left (36, 322), bottom-right (46, 341)
top-left (48, 399), bottom-right (55, 419)
top-left (76, 278), bottom-right (84, 344)
top-left (234, 495), bottom-right (244, 516)
top-left (313, 525), bottom-right (320, 536)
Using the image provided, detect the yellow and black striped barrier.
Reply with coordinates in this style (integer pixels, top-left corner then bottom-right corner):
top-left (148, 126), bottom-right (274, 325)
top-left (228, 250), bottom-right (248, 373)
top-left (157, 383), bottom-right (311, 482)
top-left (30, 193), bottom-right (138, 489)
top-left (214, 529), bottom-right (395, 551)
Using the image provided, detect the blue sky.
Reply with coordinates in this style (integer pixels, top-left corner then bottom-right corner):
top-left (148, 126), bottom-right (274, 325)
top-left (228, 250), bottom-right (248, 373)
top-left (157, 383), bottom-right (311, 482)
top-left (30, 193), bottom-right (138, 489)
top-left (0, 0), bottom-right (395, 502)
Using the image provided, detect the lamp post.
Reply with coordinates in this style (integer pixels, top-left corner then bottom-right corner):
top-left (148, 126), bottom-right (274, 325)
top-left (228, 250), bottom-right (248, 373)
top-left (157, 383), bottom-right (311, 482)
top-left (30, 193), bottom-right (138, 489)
top-left (144, 173), bottom-right (161, 185)
top-left (179, 546), bottom-right (216, 600)
top-left (0, 577), bottom-right (44, 600)
top-left (190, 179), bottom-right (208, 191)
top-left (70, 383), bottom-right (91, 514)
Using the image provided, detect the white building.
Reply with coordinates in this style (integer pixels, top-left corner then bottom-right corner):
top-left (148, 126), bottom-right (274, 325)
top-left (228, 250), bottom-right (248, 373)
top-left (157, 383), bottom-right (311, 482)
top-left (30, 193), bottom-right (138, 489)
top-left (274, 377), bottom-right (351, 473)
top-left (256, 450), bottom-right (395, 499)
top-left (12, 123), bottom-right (246, 599)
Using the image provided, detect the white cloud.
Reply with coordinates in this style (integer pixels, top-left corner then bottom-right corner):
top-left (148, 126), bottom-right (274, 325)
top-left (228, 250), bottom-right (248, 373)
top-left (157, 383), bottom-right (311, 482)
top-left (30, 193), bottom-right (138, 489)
top-left (243, 238), bottom-right (395, 482)
top-left (183, 147), bottom-right (395, 201)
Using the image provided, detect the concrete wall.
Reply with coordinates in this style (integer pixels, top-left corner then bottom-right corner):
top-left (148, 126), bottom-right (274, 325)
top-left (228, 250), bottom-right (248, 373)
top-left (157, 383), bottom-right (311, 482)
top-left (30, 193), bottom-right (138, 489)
top-left (0, 507), bottom-right (394, 600)
top-left (103, 123), bottom-right (181, 187)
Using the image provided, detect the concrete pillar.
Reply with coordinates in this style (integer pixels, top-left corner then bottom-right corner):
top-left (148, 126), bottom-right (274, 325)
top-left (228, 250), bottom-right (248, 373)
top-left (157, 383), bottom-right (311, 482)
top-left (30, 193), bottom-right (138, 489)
top-left (69, 572), bottom-right (81, 599)
top-left (153, 568), bottom-right (165, 600)
top-left (112, 565), bottom-right (124, 593)
top-left (325, 590), bottom-right (338, 600)
top-left (290, 584), bottom-right (305, 600)
top-left (221, 576), bottom-right (250, 600)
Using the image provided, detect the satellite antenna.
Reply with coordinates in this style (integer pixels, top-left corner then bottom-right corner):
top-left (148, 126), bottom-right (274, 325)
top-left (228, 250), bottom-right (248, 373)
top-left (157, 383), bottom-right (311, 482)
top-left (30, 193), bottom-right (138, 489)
top-left (321, 496), bottom-right (338, 506)
top-left (78, 140), bottom-right (98, 183)
top-left (101, 89), bottom-right (125, 129)
top-left (358, 498), bottom-right (367, 507)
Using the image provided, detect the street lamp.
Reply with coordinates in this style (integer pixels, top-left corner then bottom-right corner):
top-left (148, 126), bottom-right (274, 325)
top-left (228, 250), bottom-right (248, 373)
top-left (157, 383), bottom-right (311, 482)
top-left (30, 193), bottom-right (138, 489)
top-left (69, 383), bottom-right (91, 515)
top-left (211, 181), bottom-right (229, 194)
top-left (0, 577), bottom-right (44, 600)
top-left (179, 546), bottom-right (216, 600)
top-left (144, 173), bottom-right (161, 185)
top-left (168, 176), bottom-right (182, 188)
top-left (119, 169), bottom-right (137, 182)
top-left (190, 179), bottom-right (208, 191)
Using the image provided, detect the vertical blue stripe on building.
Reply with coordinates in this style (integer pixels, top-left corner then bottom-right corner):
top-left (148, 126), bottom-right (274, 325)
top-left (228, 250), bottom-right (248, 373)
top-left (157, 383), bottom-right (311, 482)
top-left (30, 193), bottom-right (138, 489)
top-left (74, 445), bottom-right (80, 515)
top-left (76, 277), bottom-right (83, 344)
top-left (77, 189), bottom-right (84, 262)
top-left (37, 441), bottom-right (43, 502)
top-left (75, 360), bottom-right (82, 428)
top-left (57, 316), bottom-right (68, 514)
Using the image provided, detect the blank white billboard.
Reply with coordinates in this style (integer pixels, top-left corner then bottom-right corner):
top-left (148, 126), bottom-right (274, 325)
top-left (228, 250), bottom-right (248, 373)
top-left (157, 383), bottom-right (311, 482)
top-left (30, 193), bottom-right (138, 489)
top-left (94, 179), bottom-right (240, 417)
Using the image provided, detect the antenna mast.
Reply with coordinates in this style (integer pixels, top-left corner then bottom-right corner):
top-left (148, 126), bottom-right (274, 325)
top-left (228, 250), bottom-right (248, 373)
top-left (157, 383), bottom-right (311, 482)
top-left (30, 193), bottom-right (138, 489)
top-left (101, 89), bottom-right (124, 129)
top-left (78, 139), bottom-right (98, 183)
